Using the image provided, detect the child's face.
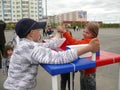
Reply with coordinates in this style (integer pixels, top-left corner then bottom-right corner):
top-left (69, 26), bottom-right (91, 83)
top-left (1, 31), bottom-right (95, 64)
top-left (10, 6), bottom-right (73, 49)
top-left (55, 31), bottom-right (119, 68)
top-left (30, 29), bottom-right (41, 42)
top-left (7, 49), bottom-right (13, 57)
top-left (82, 28), bottom-right (93, 39)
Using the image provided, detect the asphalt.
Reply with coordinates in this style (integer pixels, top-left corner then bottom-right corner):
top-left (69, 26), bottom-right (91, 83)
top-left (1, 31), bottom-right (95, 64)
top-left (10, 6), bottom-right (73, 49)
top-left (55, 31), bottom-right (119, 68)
top-left (0, 28), bottom-right (120, 90)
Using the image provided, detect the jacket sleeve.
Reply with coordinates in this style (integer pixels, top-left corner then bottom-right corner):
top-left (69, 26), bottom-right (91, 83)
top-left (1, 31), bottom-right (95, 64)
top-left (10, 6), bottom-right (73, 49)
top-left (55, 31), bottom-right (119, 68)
top-left (31, 45), bottom-right (78, 64)
top-left (40, 38), bottom-right (65, 49)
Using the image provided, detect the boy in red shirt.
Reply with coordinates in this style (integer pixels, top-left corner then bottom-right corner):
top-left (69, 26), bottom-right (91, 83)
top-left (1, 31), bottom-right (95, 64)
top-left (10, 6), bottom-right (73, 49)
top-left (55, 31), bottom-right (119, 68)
top-left (58, 22), bottom-right (99, 90)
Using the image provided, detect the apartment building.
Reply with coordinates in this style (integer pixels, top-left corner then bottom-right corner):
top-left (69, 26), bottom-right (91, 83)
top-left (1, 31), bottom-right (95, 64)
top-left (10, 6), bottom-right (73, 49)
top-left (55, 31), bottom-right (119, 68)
top-left (0, 0), bottom-right (43, 22)
top-left (47, 10), bottom-right (87, 24)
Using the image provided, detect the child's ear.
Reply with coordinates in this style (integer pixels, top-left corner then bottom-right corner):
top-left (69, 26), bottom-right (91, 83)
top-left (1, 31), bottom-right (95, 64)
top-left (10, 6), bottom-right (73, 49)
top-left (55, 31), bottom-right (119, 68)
top-left (27, 30), bottom-right (33, 37)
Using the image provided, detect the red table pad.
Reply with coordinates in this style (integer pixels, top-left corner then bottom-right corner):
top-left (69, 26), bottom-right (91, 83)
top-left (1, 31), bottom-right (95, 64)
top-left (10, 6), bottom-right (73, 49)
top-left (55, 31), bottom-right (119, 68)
top-left (96, 51), bottom-right (120, 67)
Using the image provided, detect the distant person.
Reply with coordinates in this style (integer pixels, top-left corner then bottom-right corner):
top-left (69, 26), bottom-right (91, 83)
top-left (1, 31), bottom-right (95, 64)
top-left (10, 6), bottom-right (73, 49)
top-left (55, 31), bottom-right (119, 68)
top-left (0, 20), bottom-right (6, 68)
top-left (46, 25), bottom-right (54, 38)
top-left (2, 45), bottom-right (13, 76)
top-left (43, 27), bottom-right (47, 37)
top-left (76, 26), bottom-right (79, 31)
top-left (57, 22), bottom-right (99, 90)
top-left (3, 18), bottom-right (99, 90)
top-left (39, 22), bottom-right (47, 37)
top-left (73, 26), bottom-right (76, 31)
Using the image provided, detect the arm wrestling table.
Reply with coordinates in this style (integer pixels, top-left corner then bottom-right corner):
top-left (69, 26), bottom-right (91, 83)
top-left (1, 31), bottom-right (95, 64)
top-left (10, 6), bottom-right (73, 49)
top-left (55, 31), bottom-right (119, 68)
top-left (40, 50), bottom-right (120, 90)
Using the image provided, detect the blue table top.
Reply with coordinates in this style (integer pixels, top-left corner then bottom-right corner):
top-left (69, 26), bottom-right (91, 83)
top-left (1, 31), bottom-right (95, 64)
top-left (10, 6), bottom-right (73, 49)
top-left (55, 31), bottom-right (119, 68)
top-left (40, 57), bottom-right (96, 76)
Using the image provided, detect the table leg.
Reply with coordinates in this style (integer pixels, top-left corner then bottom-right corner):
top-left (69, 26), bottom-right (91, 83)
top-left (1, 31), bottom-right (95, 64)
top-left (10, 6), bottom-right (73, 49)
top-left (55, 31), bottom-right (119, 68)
top-left (52, 75), bottom-right (58, 90)
top-left (118, 63), bottom-right (120, 90)
top-left (70, 72), bottom-right (73, 90)
top-left (92, 53), bottom-right (96, 61)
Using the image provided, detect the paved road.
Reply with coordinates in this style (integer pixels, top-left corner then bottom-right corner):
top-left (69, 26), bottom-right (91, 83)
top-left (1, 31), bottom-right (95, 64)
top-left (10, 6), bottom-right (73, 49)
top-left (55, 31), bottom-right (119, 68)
top-left (0, 28), bottom-right (120, 90)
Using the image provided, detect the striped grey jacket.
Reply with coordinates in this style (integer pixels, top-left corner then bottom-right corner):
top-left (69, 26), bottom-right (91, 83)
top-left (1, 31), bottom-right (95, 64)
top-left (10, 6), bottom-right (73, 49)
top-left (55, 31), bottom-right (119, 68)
top-left (4, 38), bottom-right (78, 90)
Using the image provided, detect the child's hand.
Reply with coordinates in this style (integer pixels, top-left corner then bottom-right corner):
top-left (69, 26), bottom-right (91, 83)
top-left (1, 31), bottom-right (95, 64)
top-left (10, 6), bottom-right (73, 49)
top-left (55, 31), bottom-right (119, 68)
top-left (57, 25), bottom-right (66, 33)
top-left (89, 38), bottom-right (100, 53)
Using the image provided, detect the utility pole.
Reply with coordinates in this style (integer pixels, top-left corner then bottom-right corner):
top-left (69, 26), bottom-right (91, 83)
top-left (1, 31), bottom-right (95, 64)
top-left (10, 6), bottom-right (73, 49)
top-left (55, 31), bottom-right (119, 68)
top-left (45, 0), bottom-right (47, 19)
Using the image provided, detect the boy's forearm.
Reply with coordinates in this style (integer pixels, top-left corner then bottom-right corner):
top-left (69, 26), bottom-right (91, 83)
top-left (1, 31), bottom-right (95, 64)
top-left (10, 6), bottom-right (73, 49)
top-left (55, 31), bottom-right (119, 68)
top-left (54, 32), bottom-right (61, 38)
top-left (77, 45), bottom-right (91, 56)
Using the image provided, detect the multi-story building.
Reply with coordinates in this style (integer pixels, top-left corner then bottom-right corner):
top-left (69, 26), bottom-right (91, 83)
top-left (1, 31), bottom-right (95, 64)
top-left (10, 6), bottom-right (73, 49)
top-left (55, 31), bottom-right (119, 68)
top-left (0, 0), bottom-right (43, 22)
top-left (47, 10), bottom-right (87, 24)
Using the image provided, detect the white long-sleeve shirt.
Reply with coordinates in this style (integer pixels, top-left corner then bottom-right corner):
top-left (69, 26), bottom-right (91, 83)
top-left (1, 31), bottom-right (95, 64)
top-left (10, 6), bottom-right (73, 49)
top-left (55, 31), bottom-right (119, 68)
top-left (4, 38), bottom-right (78, 90)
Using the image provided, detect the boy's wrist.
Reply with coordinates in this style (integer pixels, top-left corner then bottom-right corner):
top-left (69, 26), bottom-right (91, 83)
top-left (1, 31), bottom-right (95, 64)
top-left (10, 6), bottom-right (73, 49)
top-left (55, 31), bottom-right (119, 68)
top-left (87, 44), bottom-right (92, 52)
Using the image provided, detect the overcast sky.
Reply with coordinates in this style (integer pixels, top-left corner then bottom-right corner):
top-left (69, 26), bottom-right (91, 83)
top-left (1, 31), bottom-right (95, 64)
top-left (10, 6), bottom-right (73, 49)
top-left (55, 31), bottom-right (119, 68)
top-left (42, 0), bottom-right (120, 23)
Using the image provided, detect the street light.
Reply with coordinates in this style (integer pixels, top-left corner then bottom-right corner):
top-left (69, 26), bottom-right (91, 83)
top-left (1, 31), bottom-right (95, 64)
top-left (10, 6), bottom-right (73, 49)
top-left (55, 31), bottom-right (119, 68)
top-left (45, 0), bottom-right (47, 19)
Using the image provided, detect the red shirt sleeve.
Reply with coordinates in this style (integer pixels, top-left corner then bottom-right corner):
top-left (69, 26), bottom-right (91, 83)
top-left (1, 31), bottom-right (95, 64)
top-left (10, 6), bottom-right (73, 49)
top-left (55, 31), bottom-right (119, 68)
top-left (63, 32), bottom-right (92, 45)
